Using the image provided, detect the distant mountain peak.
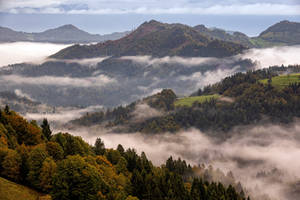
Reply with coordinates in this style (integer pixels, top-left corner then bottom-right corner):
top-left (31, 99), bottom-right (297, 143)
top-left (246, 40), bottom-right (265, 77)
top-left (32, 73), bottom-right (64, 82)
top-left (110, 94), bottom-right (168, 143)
top-left (58, 24), bottom-right (79, 30)
top-left (259, 20), bottom-right (300, 36)
top-left (142, 20), bottom-right (162, 25)
top-left (258, 20), bottom-right (300, 45)
top-left (138, 20), bottom-right (165, 30)
top-left (279, 20), bottom-right (291, 24)
top-left (193, 24), bottom-right (208, 32)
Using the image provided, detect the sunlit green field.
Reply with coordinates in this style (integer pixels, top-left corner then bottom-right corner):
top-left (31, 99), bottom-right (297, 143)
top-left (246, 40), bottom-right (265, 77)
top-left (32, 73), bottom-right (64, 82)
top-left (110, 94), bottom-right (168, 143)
top-left (0, 177), bottom-right (49, 200)
top-left (260, 73), bottom-right (300, 88)
top-left (174, 94), bottom-right (220, 107)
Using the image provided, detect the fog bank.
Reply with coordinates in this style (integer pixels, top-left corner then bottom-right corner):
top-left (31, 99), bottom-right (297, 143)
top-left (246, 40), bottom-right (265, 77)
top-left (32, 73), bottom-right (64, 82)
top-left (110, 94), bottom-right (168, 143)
top-left (0, 42), bottom-right (70, 67)
top-left (240, 45), bottom-right (300, 69)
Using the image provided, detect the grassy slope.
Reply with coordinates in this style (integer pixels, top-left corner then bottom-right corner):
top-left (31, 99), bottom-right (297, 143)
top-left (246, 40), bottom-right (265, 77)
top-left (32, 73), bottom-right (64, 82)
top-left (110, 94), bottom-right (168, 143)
top-left (174, 94), bottom-right (220, 107)
top-left (260, 73), bottom-right (300, 88)
top-left (0, 177), bottom-right (49, 200)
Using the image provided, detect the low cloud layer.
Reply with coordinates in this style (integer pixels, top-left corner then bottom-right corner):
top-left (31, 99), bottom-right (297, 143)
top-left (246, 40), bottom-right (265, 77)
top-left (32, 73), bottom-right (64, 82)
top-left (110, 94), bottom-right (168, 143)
top-left (121, 56), bottom-right (219, 67)
top-left (0, 42), bottom-right (70, 67)
top-left (47, 57), bottom-right (110, 67)
top-left (240, 45), bottom-right (300, 69)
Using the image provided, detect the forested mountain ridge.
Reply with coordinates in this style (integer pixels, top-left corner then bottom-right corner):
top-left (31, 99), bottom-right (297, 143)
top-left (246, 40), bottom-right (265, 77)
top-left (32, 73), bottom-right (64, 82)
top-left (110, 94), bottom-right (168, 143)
top-left (71, 65), bottom-right (300, 134)
top-left (0, 107), bottom-right (248, 200)
top-left (193, 25), bottom-right (254, 47)
top-left (0, 25), bottom-right (130, 44)
top-left (194, 20), bottom-right (300, 48)
top-left (51, 20), bottom-right (247, 59)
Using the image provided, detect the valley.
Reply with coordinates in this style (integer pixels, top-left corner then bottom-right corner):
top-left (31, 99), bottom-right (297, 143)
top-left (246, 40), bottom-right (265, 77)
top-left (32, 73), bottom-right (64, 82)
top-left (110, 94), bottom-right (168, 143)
top-left (1, 16), bottom-right (300, 200)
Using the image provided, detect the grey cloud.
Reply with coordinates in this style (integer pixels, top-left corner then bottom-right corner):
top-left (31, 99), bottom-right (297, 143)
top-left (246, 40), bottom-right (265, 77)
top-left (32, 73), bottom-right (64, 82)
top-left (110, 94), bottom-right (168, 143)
top-left (2, 0), bottom-right (299, 15)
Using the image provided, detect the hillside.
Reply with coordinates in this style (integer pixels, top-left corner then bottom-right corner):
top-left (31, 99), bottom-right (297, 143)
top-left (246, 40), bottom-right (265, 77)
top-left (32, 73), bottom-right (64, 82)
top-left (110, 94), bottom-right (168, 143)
top-left (193, 25), bottom-right (254, 47)
top-left (0, 25), bottom-right (129, 44)
top-left (51, 20), bottom-right (247, 59)
top-left (254, 20), bottom-right (300, 46)
top-left (0, 107), bottom-right (247, 200)
top-left (70, 65), bottom-right (300, 133)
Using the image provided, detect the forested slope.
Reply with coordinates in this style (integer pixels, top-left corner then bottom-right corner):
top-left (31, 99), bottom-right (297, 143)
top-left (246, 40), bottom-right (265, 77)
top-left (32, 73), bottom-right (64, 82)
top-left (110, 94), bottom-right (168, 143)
top-left (71, 65), bottom-right (300, 134)
top-left (0, 107), bottom-right (248, 200)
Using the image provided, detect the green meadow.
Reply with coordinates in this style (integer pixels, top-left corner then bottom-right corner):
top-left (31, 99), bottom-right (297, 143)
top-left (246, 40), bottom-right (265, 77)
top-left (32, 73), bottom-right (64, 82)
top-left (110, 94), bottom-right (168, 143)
top-left (174, 94), bottom-right (220, 107)
top-left (260, 73), bottom-right (300, 88)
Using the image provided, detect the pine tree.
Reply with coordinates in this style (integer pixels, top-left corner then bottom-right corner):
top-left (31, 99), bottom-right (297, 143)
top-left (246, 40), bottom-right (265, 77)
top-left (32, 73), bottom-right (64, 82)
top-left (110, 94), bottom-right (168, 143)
top-left (94, 138), bottom-right (105, 155)
top-left (41, 119), bottom-right (52, 140)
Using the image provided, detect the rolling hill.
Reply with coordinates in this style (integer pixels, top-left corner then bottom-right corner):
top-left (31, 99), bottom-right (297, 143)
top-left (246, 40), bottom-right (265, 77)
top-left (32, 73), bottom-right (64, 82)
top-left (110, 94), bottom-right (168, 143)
top-left (0, 177), bottom-right (49, 200)
top-left (51, 20), bottom-right (247, 59)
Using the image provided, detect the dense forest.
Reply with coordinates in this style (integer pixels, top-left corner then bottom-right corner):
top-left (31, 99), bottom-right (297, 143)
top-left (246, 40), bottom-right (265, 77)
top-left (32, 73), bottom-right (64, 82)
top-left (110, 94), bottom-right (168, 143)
top-left (71, 65), bottom-right (300, 135)
top-left (0, 106), bottom-right (249, 200)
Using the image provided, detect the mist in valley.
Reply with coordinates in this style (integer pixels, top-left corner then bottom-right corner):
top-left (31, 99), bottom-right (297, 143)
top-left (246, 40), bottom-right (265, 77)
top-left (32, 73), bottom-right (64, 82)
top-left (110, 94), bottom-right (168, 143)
top-left (54, 122), bottom-right (300, 200)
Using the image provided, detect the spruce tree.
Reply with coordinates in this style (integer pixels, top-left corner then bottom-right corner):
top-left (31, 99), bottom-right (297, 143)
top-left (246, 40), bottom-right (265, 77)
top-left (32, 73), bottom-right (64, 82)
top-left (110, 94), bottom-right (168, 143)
top-left (41, 119), bottom-right (52, 140)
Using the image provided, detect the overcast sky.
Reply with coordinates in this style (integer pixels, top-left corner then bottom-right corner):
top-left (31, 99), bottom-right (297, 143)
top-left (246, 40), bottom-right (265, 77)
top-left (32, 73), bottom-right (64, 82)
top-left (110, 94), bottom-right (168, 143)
top-left (0, 0), bottom-right (299, 36)
top-left (1, 0), bottom-right (299, 15)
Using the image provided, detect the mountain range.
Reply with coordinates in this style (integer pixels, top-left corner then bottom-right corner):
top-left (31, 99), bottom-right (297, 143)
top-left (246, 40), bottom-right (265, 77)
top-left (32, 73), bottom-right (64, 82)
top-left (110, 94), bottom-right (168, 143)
top-left (51, 20), bottom-right (247, 59)
top-left (51, 20), bottom-right (300, 59)
top-left (193, 20), bottom-right (300, 48)
top-left (0, 24), bottom-right (130, 43)
top-left (1, 19), bottom-right (299, 49)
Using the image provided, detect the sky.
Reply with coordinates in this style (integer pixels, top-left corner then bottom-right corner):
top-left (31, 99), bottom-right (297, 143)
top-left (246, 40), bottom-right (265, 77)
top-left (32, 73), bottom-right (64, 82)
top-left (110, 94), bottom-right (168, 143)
top-left (0, 0), bottom-right (300, 36)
